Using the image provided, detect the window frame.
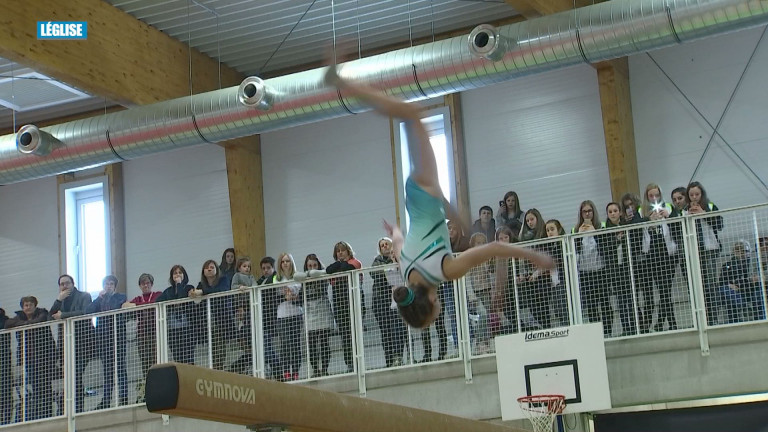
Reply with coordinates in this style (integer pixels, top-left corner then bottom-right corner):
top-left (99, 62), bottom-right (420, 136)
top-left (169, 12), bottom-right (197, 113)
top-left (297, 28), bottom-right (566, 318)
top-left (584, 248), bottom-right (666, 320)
top-left (58, 176), bottom-right (111, 295)
top-left (392, 105), bottom-right (456, 231)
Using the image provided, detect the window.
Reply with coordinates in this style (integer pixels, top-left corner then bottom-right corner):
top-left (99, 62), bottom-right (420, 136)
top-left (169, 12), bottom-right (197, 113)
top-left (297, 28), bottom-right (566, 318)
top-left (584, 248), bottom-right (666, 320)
top-left (394, 107), bottom-right (456, 231)
top-left (60, 178), bottom-right (110, 297)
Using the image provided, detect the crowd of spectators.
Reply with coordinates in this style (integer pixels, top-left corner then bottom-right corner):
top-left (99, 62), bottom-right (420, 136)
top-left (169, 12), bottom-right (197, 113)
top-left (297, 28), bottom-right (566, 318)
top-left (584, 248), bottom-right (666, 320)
top-left (1, 179), bottom-right (766, 424)
top-left (463, 180), bottom-right (767, 341)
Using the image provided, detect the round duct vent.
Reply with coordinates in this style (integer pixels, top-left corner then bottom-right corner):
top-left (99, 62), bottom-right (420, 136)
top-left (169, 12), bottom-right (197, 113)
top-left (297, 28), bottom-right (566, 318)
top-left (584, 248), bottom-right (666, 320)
top-left (468, 24), bottom-right (509, 62)
top-left (16, 125), bottom-right (58, 156)
top-left (238, 77), bottom-right (273, 110)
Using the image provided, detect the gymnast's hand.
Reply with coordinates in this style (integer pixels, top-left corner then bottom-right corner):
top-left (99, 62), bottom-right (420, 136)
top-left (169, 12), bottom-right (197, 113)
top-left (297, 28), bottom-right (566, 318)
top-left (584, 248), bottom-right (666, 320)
top-left (382, 219), bottom-right (395, 237)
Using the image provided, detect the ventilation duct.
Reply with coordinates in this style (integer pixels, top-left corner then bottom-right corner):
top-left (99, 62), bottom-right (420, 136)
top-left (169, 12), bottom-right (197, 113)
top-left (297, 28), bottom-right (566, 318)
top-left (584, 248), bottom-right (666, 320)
top-left (0, 0), bottom-right (766, 184)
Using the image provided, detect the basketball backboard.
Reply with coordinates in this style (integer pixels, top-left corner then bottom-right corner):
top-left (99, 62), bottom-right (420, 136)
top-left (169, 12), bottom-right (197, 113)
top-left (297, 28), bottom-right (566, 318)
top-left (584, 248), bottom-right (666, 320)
top-left (496, 323), bottom-right (612, 420)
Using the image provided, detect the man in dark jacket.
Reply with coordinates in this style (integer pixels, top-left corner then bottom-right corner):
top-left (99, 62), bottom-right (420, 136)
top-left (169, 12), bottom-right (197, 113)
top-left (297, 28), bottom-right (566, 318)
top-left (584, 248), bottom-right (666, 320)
top-left (86, 275), bottom-right (128, 409)
top-left (5, 296), bottom-right (56, 420)
top-left (50, 274), bottom-right (93, 413)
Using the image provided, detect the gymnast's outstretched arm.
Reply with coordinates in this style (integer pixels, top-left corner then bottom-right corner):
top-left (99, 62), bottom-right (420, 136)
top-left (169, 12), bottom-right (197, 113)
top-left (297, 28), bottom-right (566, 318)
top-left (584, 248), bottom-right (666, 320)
top-left (324, 61), bottom-right (442, 200)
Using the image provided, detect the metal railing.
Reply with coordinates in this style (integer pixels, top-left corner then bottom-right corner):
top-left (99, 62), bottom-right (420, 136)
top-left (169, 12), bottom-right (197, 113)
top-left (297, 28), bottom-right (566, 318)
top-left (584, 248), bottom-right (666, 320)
top-left (2, 202), bottom-right (767, 428)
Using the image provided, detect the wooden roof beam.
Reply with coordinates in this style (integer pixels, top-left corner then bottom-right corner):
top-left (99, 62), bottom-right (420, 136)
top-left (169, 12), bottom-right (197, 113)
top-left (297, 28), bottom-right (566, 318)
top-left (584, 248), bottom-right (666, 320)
top-left (503, 0), bottom-right (596, 19)
top-left (0, 0), bottom-right (243, 106)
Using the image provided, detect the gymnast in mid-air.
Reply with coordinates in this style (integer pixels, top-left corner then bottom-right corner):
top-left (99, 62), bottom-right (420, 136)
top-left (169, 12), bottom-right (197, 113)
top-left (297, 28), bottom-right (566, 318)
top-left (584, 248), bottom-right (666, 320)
top-left (324, 56), bottom-right (554, 329)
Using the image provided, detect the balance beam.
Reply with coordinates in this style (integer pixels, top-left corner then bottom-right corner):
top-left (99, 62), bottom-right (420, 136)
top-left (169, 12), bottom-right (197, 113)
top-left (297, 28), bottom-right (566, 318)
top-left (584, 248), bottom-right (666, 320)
top-left (145, 362), bottom-right (524, 432)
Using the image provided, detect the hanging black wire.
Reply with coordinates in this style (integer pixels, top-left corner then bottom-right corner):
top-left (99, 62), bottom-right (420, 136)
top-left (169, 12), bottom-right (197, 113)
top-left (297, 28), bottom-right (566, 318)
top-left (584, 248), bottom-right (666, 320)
top-left (260, 0), bottom-right (319, 73)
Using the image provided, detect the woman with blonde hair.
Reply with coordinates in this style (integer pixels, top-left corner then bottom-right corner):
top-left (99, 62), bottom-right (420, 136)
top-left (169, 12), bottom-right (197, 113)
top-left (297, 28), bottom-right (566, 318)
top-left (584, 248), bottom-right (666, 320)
top-left (371, 238), bottom-right (408, 367)
top-left (275, 253), bottom-right (303, 380)
top-left (641, 183), bottom-right (680, 332)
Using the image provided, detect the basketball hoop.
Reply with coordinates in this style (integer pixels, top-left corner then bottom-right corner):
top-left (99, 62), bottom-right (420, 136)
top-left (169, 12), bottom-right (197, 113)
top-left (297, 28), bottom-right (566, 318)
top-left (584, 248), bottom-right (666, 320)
top-left (517, 394), bottom-right (566, 432)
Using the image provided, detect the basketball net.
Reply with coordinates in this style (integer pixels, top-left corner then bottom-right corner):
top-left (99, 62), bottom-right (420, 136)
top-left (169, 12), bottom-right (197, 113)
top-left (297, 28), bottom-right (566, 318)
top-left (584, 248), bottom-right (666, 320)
top-left (517, 395), bottom-right (566, 432)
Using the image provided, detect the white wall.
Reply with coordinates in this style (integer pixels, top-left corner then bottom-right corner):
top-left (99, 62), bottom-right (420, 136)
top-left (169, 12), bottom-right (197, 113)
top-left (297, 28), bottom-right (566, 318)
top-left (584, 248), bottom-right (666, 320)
top-left (123, 144), bottom-right (233, 292)
top-left (462, 64), bottom-right (613, 232)
top-left (260, 110), bottom-right (395, 267)
top-left (0, 176), bottom-right (60, 314)
top-left (631, 24), bottom-right (768, 208)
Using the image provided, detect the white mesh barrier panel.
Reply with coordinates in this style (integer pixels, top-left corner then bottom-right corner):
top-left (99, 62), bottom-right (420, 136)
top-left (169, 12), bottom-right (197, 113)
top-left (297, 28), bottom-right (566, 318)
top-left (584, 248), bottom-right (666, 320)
top-left (361, 264), bottom-right (409, 369)
top-left (1, 321), bottom-right (63, 423)
top-left (6, 204), bottom-right (768, 428)
top-left (571, 218), bottom-right (696, 337)
top-left (691, 206), bottom-right (768, 326)
top-left (73, 308), bottom-right (138, 412)
top-left (465, 238), bottom-right (573, 356)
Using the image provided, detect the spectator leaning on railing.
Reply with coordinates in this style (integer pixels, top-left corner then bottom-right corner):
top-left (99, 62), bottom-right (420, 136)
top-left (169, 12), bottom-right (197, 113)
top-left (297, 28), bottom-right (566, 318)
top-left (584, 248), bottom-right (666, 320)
top-left (604, 202), bottom-right (637, 336)
top-left (544, 219), bottom-right (569, 326)
top-left (228, 256), bottom-right (256, 376)
top-left (297, 253), bottom-right (334, 376)
top-left (274, 253), bottom-right (304, 381)
top-left (256, 256), bottom-right (282, 380)
top-left (156, 265), bottom-right (195, 365)
top-left (326, 241), bottom-right (359, 373)
top-left (684, 181), bottom-right (723, 326)
top-left (121, 273), bottom-right (161, 403)
top-left (5, 296), bottom-right (56, 421)
top-left (574, 200), bottom-right (612, 337)
top-left (49, 274), bottom-right (92, 414)
top-left (86, 275), bottom-right (128, 409)
top-left (219, 248), bottom-right (237, 284)
top-left (669, 186), bottom-right (691, 286)
top-left (197, 259), bottom-right (232, 372)
top-left (370, 239), bottom-right (408, 368)
top-left (620, 193), bottom-right (650, 333)
top-left (641, 183), bottom-right (680, 332)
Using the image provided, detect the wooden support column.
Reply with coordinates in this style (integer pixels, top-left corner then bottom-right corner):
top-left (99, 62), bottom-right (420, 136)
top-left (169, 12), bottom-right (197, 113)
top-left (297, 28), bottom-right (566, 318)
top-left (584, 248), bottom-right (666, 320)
top-left (105, 163), bottom-right (127, 294)
top-left (225, 138), bottom-right (266, 260)
top-left (445, 93), bottom-right (471, 226)
top-left (596, 58), bottom-right (640, 200)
